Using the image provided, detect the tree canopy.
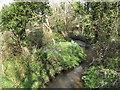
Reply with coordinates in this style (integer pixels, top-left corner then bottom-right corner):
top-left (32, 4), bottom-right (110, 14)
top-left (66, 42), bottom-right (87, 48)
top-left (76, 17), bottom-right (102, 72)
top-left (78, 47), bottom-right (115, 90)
top-left (0, 2), bottom-right (50, 40)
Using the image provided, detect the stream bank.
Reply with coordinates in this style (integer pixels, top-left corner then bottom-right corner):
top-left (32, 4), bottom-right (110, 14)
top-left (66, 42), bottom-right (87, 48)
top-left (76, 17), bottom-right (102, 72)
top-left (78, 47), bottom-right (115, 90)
top-left (45, 40), bottom-right (92, 88)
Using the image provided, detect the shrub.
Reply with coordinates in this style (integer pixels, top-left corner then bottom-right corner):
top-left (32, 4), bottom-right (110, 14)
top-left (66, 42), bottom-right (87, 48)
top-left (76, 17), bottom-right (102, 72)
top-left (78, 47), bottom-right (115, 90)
top-left (2, 56), bottom-right (30, 88)
top-left (82, 40), bottom-right (120, 88)
top-left (35, 41), bottom-right (86, 87)
top-left (91, 41), bottom-right (120, 70)
top-left (82, 66), bottom-right (119, 88)
top-left (2, 41), bottom-right (86, 88)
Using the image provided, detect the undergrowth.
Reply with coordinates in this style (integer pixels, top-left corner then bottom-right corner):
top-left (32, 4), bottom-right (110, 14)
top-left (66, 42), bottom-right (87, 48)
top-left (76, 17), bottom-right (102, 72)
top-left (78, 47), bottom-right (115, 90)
top-left (2, 41), bottom-right (86, 88)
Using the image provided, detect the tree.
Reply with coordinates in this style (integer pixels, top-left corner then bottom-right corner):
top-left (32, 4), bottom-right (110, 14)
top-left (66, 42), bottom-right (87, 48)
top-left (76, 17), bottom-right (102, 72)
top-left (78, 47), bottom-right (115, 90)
top-left (73, 1), bottom-right (119, 43)
top-left (0, 1), bottom-right (50, 46)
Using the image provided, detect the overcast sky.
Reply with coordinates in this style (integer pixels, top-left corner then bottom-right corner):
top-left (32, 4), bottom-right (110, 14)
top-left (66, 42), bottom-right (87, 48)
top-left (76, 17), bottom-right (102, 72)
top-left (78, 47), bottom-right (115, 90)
top-left (0, 0), bottom-right (14, 10)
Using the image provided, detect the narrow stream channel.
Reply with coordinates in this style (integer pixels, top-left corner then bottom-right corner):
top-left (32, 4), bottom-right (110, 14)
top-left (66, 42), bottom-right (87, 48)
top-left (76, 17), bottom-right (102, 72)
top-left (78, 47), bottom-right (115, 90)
top-left (45, 40), bottom-right (91, 88)
top-left (46, 66), bottom-right (84, 88)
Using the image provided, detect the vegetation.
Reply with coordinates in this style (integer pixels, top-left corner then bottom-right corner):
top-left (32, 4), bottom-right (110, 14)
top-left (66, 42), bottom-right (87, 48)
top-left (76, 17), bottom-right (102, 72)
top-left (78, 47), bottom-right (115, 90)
top-left (82, 41), bottom-right (120, 88)
top-left (0, 1), bottom-right (50, 46)
top-left (82, 66), bottom-right (119, 88)
top-left (0, 0), bottom-right (119, 88)
top-left (73, 2), bottom-right (119, 43)
top-left (1, 41), bottom-right (86, 88)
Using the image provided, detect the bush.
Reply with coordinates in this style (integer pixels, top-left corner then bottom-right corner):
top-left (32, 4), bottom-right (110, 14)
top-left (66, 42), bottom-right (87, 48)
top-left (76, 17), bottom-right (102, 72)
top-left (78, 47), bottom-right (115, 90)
top-left (1, 31), bottom-right (22, 59)
top-left (2, 41), bottom-right (86, 88)
top-left (35, 41), bottom-right (86, 87)
top-left (82, 66), bottom-right (119, 88)
top-left (92, 41), bottom-right (120, 70)
top-left (82, 40), bottom-right (120, 88)
top-left (2, 55), bottom-right (34, 88)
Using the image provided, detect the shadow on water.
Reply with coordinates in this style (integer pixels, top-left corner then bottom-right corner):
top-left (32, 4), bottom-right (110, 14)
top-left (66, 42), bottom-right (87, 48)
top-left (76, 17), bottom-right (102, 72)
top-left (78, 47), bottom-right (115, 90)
top-left (45, 66), bottom-right (85, 88)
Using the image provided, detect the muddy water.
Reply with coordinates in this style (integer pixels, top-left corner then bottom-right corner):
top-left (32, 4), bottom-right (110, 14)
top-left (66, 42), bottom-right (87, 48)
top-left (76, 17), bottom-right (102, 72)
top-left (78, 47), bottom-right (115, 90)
top-left (46, 66), bottom-right (86, 88)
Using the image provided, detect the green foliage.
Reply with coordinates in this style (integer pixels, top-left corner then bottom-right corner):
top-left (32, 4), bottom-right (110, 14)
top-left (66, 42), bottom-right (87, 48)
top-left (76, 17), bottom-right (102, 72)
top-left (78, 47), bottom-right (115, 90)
top-left (1, 31), bottom-right (23, 59)
top-left (2, 54), bottom-right (44, 88)
top-left (2, 76), bottom-right (14, 88)
top-left (2, 55), bottom-right (31, 88)
top-left (35, 41), bottom-right (86, 87)
top-left (82, 66), bottom-right (119, 88)
top-left (2, 42), bottom-right (86, 88)
top-left (1, 1), bottom-right (119, 88)
top-left (56, 22), bottom-right (64, 32)
top-left (82, 41), bottom-right (120, 88)
top-left (54, 33), bottom-right (66, 42)
top-left (0, 2), bottom-right (50, 45)
top-left (36, 41), bottom-right (86, 68)
top-left (107, 57), bottom-right (120, 71)
top-left (73, 2), bottom-right (119, 43)
top-left (92, 41), bottom-right (120, 70)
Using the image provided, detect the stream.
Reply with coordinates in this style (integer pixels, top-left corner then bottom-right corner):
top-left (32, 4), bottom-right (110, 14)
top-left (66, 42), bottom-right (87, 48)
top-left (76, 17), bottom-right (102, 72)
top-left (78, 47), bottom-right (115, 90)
top-left (46, 66), bottom-right (85, 88)
top-left (45, 40), bottom-right (91, 88)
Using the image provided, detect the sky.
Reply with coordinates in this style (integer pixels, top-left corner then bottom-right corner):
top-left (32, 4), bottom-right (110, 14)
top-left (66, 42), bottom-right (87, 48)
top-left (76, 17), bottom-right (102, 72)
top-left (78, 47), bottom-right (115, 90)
top-left (0, 0), bottom-right (14, 10)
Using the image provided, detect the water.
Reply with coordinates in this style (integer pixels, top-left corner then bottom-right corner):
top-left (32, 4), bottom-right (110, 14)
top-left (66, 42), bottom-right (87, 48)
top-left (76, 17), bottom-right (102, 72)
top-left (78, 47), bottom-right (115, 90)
top-left (74, 40), bottom-right (90, 49)
top-left (45, 40), bottom-right (91, 88)
top-left (46, 66), bottom-right (84, 88)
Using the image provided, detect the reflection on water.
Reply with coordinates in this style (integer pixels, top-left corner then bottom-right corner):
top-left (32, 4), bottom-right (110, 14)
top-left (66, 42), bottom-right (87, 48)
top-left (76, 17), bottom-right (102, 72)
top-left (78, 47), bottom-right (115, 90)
top-left (46, 66), bottom-right (84, 88)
